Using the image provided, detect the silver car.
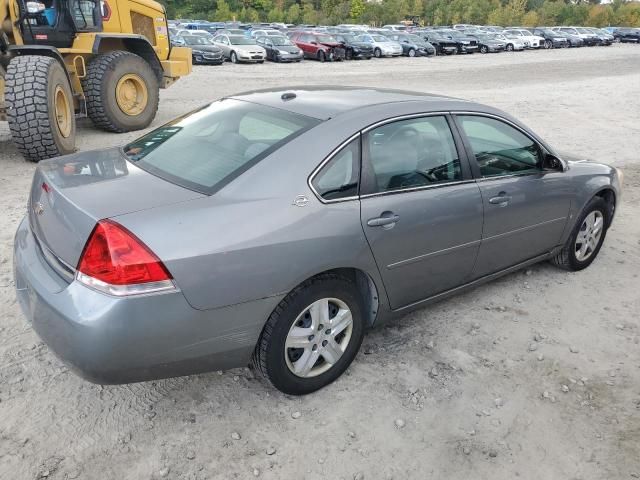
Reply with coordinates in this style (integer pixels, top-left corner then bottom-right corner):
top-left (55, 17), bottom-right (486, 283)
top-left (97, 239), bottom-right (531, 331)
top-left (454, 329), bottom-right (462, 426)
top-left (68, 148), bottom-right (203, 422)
top-left (14, 87), bottom-right (622, 395)
top-left (212, 34), bottom-right (266, 63)
top-left (356, 34), bottom-right (403, 57)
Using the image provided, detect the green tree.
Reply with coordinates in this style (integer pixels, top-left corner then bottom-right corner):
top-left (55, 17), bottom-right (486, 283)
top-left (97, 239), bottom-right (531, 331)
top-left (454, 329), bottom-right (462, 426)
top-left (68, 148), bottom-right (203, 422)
top-left (350, 0), bottom-right (365, 21)
top-left (286, 2), bottom-right (301, 22)
top-left (213, 0), bottom-right (234, 20)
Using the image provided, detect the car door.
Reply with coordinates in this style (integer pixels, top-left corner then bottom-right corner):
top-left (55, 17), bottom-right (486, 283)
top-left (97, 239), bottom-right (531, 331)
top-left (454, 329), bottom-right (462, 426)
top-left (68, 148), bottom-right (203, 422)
top-left (214, 35), bottom-right (230, 57)
top-left (359, 114), bottom-right (483, 309)
top-left (453, 114), bottom-right (572, 278)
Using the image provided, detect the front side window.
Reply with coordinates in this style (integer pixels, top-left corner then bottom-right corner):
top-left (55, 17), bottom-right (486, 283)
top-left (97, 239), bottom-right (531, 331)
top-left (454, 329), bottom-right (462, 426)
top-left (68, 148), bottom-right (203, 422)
top-left (311, 138), bottom-right (360, 201)
top-left (457, 115), bottom-right (541, 178)
top-left (364, 116), bottom-right (462, 193)
top-left (124, 99), bottom-right (319, 194)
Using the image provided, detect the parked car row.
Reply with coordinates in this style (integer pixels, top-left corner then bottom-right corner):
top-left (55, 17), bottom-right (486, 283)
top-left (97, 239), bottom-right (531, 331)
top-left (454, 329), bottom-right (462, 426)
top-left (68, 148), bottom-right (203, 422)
top-left (167, 20), bottom-right (637, 66)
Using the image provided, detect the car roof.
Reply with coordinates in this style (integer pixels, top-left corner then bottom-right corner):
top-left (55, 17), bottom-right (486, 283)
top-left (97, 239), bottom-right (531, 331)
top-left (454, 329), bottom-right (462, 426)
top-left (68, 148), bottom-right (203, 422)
top-left (227, 86), bottom-right (472, 120)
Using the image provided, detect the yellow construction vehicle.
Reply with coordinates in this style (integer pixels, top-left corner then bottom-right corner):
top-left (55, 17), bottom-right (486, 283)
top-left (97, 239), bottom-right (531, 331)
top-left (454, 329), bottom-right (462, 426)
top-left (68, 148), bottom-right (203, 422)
top-left (0, 0), bottom-right (191, 161)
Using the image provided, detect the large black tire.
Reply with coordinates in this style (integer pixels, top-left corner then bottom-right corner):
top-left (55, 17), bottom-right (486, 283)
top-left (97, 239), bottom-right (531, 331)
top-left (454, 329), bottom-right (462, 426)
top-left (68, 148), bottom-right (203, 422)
top-left (5, 56), bottom-right (76, 162)
top-left (551, 196), bottom-right (610, 271)
top-left (252, 274), bottom-right (366, 395)
top-left (83, 51), bottom-right (159, 133)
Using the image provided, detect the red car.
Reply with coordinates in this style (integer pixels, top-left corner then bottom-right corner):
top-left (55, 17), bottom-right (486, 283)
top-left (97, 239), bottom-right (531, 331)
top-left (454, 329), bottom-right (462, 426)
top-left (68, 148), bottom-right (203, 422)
top-left (289, 31), bottom-right (346, 62)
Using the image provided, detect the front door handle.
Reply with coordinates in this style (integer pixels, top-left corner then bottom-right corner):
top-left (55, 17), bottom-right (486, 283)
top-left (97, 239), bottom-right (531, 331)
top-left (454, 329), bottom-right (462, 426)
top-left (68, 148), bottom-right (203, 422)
top-left (488, 193), bottom-right (512, 206)
top-left (367, 212), bottom-right (400, 227)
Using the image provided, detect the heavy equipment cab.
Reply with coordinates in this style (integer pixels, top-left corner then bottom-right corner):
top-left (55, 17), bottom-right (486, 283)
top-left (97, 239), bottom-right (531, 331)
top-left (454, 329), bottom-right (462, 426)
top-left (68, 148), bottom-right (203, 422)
top-left (0, 0), bottom-right (192, 161)
top-left (15, 0), bottom-right (103, 48)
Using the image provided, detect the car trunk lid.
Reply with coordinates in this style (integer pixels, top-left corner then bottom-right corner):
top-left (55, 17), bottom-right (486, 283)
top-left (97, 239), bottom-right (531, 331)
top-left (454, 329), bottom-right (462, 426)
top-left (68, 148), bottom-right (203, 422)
top-left (29, 148), bottom-right (205, 270)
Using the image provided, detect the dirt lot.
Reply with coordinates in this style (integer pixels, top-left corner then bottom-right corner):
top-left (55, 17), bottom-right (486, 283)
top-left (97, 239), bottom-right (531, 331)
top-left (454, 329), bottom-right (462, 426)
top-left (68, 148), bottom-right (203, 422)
top-left (1, 45), bottom-right (639, 480)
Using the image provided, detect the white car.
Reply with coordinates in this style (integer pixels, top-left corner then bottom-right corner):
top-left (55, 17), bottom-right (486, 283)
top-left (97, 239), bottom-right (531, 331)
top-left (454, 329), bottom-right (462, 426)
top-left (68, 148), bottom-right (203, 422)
top-left (356, 34), bottom-right (403, 57)
top-left (382, 24), bottom-right (408, 31)
top-left (189, 30), bottom-right (214, 39)
top-left (494, 34), bottom-right (526, 51)
top-left (212, 34), bottom-right (266, 63)
top-left (503, 29), bottom-right (544, 48)
top-left (250, 29), bottom-right (282, 38)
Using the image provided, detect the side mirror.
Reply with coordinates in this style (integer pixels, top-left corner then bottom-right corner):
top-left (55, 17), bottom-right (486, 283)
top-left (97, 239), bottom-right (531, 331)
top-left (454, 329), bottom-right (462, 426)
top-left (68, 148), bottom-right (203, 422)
top-left (310, 41), bottom-right (317, 45)
top-left (543, 153), bottom-right (566, 172)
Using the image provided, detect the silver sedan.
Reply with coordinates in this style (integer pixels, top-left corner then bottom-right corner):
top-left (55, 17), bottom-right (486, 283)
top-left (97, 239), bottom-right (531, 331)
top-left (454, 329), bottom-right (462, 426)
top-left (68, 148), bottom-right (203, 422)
top-left (14, 87), bottom-right (622, 394)
top-left (211, 34), bottom-right (266, 63)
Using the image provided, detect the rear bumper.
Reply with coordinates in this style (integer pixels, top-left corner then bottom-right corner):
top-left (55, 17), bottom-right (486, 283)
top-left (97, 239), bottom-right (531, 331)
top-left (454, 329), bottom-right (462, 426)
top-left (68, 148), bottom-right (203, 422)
top-left (14, 217), bottom-right (281, 384)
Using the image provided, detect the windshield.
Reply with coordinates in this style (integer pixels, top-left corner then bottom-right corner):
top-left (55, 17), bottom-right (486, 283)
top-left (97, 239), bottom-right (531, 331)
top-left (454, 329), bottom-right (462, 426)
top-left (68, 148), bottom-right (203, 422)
top-left (371, 35), bottom-right (388, 42)
top-left (183, 36), bottom-right (207, 45)
top-left (577, 28), bottom-right (591, 34)
top-left (339, 34), bottom-right (355, 42)
top-left (407, 34), bottom-right (422, 42)
top-left (271, 36), bottom-right (293, 46)
top-left (315, 34), bottom-right (337, 43)
top-left (229, 36), bottom-right (255, 45)
top-left (124, 100), bottom-right (320, 195)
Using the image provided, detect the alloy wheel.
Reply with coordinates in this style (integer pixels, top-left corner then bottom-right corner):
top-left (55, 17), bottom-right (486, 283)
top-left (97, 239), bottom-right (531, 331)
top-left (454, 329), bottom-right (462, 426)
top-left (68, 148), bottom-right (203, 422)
top-left (575, 211), bottom-right (604, 262)
top-left (284, 298), bottom-right (354, 378)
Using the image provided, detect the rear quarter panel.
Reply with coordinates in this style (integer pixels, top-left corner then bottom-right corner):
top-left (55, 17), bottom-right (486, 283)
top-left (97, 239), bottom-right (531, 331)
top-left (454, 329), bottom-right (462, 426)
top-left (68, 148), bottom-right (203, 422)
top-left (111, 108), bottom-right (409, 312)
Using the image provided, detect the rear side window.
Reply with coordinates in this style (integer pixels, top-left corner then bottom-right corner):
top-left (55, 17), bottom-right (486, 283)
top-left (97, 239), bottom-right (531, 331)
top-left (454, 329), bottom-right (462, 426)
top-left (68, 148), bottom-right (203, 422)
top-left (311, 138), bottom-right (360, 201)
top-left (124, 99), bottom-right (319, 194)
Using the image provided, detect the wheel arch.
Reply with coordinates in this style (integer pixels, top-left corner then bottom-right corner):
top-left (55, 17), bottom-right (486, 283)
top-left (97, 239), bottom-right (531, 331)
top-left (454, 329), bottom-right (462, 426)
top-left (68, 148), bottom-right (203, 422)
top-left (594, 187), bottom-right (617, 226)
top-left (92, 35), bottom-right (164, 84)
top-left (282, 268), bottom-right (383, 328)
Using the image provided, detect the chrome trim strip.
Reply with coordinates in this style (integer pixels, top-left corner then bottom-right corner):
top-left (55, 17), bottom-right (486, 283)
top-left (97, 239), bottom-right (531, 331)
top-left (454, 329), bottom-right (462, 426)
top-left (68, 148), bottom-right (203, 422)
top-left (387, 239), bottom-right (481, 270)
top-left (360, 179), bottom-right (477, 199)
top-left (481, 217), bottom-right (567, 243)
top-left (361, 111), bottom-right (452, 133)
top-left (307, 132), bottom-right (361, 205)
top-left (32, 231), bottom-right (75, 283)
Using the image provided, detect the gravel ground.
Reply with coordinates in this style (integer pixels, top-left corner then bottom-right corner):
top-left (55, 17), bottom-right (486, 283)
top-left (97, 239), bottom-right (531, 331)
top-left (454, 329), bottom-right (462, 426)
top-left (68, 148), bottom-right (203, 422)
top-left (1, 45), bottom-right (639, 480)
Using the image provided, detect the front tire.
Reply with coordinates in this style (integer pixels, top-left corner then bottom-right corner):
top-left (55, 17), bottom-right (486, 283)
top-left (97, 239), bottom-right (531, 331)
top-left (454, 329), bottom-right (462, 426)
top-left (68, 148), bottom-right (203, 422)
top-left (480, 45), bottom-right (488, 54)
top-left (408, 48), bottom-right (416, 57)
top-left (252, 274), bottom-right (365, 395)
top-left (230, 51), bottom-right (238, 63)
top-left (318, 50), bottom-right (326, 62)
top-left (374, 48), bottom-right (382, 58)
top-left (544, 40), bottom-right (553, 49)
top-left (551, 196), bottom-right (610, 271)
top-left (83, 51), bottom-right (159, 133)
top-left (5, 55), bottom-right (76, 162)
top-left (506, 43), bottom-right (514, 52)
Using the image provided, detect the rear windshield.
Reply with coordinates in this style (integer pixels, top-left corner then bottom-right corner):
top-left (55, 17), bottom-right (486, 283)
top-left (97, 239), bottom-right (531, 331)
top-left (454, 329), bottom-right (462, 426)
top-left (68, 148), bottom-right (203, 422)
top-left (124, 99), bottom-right (319, 194)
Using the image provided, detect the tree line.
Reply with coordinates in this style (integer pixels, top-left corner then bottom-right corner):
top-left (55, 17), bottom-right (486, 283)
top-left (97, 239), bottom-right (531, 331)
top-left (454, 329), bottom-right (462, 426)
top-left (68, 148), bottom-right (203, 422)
top-left (161, 0), bottom-right (640, 28)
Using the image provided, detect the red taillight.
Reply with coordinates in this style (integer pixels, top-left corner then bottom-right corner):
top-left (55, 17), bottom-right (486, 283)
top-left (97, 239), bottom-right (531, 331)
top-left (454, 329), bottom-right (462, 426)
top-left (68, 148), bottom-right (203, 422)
top-left (77, 220), bottom-right (172, 289)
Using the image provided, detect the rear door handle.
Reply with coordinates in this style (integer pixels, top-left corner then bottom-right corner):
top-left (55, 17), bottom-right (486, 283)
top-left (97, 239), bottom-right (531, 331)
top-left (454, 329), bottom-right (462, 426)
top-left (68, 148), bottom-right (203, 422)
top-left (488, 193), bottom-right (512, 206)
top-left (367, 212), bottom-right (400, 227)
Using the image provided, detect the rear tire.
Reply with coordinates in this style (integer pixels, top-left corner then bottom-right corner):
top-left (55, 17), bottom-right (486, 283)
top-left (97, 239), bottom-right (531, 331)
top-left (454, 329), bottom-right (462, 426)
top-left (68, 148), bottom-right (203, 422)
top-left (551, 196), bottom-right (610, 271)
top-left (252, 274), bottom-right (365, 395)
top-left (5, 55), bottom-right (76, 162)
top-left (83, 51), bottom-right (159, 133)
